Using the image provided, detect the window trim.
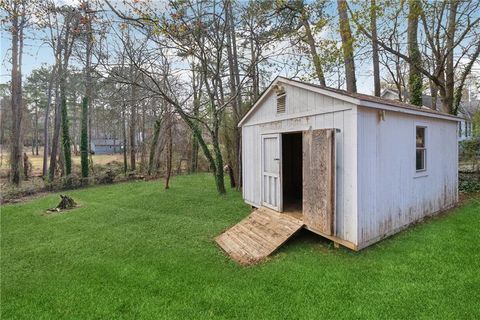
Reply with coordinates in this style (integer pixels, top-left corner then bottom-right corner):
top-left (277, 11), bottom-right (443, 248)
top-left (414, 123), bottom-right (428, 176)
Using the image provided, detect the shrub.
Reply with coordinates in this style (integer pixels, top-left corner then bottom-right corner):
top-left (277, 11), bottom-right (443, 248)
top-left (459, 172), bottom-right (480, 193)
top-left (459, 138), bottom-right (480, 161)
top-left (96, 169), bottom-right (116, 184)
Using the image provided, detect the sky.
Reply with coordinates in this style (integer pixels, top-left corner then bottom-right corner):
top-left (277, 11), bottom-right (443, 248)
top-left (1, 0), bottom-right (85, 83)
top-left (1, 30), bottom-right (55, 82)
top-left (1, 1), bottom-right (478, 97)
top-left (0, 0), bottom-right (380, 96)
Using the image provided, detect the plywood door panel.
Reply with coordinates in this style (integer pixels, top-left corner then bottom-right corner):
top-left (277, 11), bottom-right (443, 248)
top-left (262, 134), bottom-right (282, 211)
top-left (303, 129), bottom-right (336, 235)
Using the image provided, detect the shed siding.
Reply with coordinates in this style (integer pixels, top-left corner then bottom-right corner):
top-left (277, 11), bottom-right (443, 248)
top-left (357, 107), bottom-right (458, 248)
top-left (243, 84), bottom-right (352, 126)
top-left (242, 83), bottom-right (358, 244)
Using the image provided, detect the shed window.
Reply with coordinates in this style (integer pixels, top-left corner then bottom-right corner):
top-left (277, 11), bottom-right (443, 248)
top-left (416, 126), bottom-right (426, 171)
top-left (277, 93), bottom-right (286, 113)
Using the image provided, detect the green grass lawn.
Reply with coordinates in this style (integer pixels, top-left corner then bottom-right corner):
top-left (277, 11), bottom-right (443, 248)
top-left (1, 174), bottom-right (479, 319)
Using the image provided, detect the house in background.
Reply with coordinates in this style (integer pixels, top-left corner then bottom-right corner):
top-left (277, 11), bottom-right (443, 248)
top-left (216, 77), bottom-right (461, 265)
top-left (90, 139), bottom-right (123, 154)
top-left (380, 88), bottom-right (477, 142)
top-left (457, 100), bottom-right (478, 142)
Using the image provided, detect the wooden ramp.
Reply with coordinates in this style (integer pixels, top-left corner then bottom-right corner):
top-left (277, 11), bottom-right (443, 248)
top-left (215, 207), bottom-right (304, 265)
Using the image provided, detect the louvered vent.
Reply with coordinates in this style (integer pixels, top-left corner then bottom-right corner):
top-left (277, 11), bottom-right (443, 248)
top-left (277, 93), bottom-right (286, 113)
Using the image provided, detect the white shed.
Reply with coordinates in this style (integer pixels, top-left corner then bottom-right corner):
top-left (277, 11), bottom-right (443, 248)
top-left (216, 77), bottom-right (460, 264)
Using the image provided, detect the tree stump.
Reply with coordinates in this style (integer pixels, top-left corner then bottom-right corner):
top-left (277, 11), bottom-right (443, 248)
top-left (47, 195), bottom-right (77, 212)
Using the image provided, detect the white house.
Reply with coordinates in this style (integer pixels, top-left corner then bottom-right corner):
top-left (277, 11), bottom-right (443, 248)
top-left (90, 139), bottom-right (123, 154)
top-left (216, 77), bottom-right (460, 264)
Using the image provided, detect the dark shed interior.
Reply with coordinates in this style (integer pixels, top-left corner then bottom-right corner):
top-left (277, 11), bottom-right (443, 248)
top-left (282, 132), bottom-right (303, 212)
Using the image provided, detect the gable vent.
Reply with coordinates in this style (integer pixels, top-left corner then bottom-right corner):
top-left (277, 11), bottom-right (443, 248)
top-left (277, 93), bottom-right (286, 113)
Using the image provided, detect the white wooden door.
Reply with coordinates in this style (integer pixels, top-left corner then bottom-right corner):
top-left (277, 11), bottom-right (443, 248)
top-left (261, 134), bottom-right (282, 211)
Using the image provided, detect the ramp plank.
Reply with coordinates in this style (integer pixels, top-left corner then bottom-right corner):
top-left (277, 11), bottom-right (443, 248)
top-left (215, 207), bottom-right (304, 265)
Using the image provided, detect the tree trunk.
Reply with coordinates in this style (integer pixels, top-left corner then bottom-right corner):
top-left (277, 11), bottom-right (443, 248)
top-left (190, 130), bottom-right (199, 173)
top-left (10, 2), bottom-right (24, 185)
top-left (178, 106), bottom-right (226, 194)
top-left (32, 103), bottom-right (39, 156)
top-left (430, 81), bottom-right (438, 110)
top-left (80, 96), bottom-right (89, 178)
top-left (407, 0), bottom-right (423, 106)
top-left (229, 1), bottom-right (243, 189)
top-left (140, 101), bottom-right (147, 172)
top-left (225, 0), bottom-right (240, 188)
top-left (49, 80), bottom-right (62, 181)
top-left (58, 18), bottom-right (75, 178)
top-left (58, 137), bottom-right (65, 177)
top-left (301, 15), bottom-right (327, 87)
top-left (122, 103), bottom-right (128, 175)
top-left (148, 117), bottom-right (161, 175)
top-left (250, 35), bottom-right (260, 100)
top-left (43, 66), bottom-right (56, 177)
top-left (190, 63), bottom-right (200, 173)
top-left (370, 0), bottom-right (381, 96)
top-left (23, 152), bottom-right (29, 180)
top-left (80, 1), bottom-right (93, 178)
top-left (130, 82), bottom-right (137, 171)
top-left (35, 104), bottom-right (39, 156)
top-left (212, 115), bottom-right (226, 195)
top-left (60, 73), bottom-right (72, 176)
top-left (81, 9), bottom-right (93, 178)
top-left (165, 113), bottom-right (172, 189)
top-left (71, 92), bottom-right (78, 156)
top-left (444, 0), bottom-right (458, 114)
top-left (337, 0), bottom-right (357, 93)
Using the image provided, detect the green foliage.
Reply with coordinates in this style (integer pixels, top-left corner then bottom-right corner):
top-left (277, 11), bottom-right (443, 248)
top-left (459, 138), bottom-right (480, 161)
top-left (24, 65), bottom-right (51, 108)
top-left (459, 173), bottom-right (480, 193)
top-left (2, 174), bottom-right (480, 319)
top-left (473, 111), bottom-right (480, 137)
top-left (409, 73), bottom-right (423, 106)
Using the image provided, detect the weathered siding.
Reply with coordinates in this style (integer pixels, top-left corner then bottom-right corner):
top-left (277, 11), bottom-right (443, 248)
top-left (357, 107), bottom-right (458, 248)
top-left (242, 83), bottom-right (358, 244)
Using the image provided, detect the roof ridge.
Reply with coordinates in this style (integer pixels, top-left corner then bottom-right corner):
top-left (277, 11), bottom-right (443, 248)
top-left (278, 76), bottom-right (461, 119)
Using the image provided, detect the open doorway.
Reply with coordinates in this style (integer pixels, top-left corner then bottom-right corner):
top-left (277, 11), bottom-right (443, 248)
top-left (282, 132), bottom-right (303, 217)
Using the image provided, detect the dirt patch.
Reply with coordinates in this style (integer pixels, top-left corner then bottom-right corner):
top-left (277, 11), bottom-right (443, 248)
top-left (459, 192), bottom-right (480, 204)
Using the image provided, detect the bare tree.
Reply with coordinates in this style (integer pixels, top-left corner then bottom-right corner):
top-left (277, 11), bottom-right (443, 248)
top-left (80, 0), bottom-right (94, 178)
top-left (5, 0), bottom-right (27, 185)
top-left (43, 3), bottom-right (80, 180)
top-left (105, 0), bottom-right (242, 194)
top-left (350, 0), bottom-right (480, 114)
top-left (276, 0), bottom-right (328, 86)
top-left (189, 62), bottom-right (202, 173)
top-left (225, 0), bottom-right (242, 188)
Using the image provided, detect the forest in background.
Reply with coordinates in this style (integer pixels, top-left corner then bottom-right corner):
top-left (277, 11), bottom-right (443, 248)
top-left (1, 0), bottom-right (479, 197)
